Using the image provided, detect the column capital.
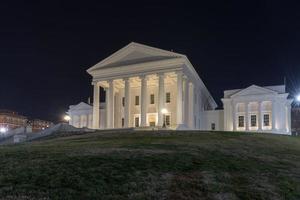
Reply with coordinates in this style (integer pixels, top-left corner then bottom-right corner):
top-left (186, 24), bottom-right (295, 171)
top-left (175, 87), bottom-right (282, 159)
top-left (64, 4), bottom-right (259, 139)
top-left (92, 81), bottom-right (99, 86)
top-left (157, 72), bottom-right (165, 78)
top-left (175, 70), bottom-right (184, 75)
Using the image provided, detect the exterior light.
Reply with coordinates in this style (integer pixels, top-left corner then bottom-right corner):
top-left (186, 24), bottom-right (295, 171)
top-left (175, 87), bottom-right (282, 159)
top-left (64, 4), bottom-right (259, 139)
top-left (161, 108), bottom-right (168, 128)
top-left (0, 127), bottom-right (7, 133)
top-left (297, 95), bottom-right (300, 102)
top-left (64, 115), bottom-right (71, 122)
top-left (161, 108), bottom-right (168, 114)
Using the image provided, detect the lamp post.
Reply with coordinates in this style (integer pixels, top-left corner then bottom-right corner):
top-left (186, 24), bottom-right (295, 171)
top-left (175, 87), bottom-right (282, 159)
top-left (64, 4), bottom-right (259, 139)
top-left (64, 115), bottom-right (71, 122)
top-left (161, 108), bottom-right (168, 128)
top-left (297, 94), bottom-right (300, 102)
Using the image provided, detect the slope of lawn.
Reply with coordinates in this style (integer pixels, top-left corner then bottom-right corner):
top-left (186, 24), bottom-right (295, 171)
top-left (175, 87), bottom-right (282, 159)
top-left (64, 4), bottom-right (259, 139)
top-left (0, 131), bottom-right (300, 200)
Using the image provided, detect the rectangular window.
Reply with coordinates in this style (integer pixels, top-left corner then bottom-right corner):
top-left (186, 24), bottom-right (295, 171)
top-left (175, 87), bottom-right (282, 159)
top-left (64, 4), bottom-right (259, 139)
top-left (165, 115), bottom-right (171, 126)
top-left (238, 116), bottom-right (244, 127)
top-left (122, 118), bottom-right (124, 127)
top-left (263, 114), bottom-right (270, 126)
top-left (135, 117), bottom-right (139, 127)
top-left (122, 97), bottom-right (125, 107)
top-left (166, 92), bottom-right (171, 103)
top-left (135, 96), bottom-right (139, 106)
top-left (150, 94), bottom-right (155, 104)
top-left (211, 123), bottom-right (216, 130)
top-left (251, 115), bottom-right (257, 127)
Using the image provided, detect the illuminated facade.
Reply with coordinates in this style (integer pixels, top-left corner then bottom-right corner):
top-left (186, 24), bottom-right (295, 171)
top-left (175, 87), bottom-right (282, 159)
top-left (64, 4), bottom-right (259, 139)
top-left (68, 43), bottom-right (292, 135)
top-left (69, 42), bottom-right (217, 129)
top-left (221, 85), bottom-right (292, 134)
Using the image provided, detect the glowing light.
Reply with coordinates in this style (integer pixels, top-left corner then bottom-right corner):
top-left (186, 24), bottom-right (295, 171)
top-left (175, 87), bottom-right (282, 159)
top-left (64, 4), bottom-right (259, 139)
top-left (0, 127), bottom-right (7, 133)
top-left (64, 115), bottom-right (71, 121)
top-left (161, 108), bottom-right (168, 114)
top-left (297, 95), bottom-right (300, 102)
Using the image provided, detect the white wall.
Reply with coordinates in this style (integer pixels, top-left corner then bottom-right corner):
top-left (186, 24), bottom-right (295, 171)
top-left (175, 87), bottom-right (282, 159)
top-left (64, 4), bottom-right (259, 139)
top-left (201, 110), bottom-right (224, 131)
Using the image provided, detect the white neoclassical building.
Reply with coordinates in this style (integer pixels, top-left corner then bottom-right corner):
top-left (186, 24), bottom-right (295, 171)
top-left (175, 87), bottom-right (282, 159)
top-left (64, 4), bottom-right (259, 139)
top-left (72, 42), bottom-right (217, 130)
top-left (67, 42), bottom-right (293, 134)
top-left (221, 85), bottom-right (293, 134)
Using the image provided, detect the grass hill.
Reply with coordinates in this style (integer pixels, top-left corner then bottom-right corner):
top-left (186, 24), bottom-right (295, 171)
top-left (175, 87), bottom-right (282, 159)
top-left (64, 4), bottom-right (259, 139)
top-left (0, 131), bottom-right (299, 200)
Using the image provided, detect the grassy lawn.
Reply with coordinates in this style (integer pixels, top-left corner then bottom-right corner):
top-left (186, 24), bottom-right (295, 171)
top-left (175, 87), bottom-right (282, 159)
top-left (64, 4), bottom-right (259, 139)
top-left (0, 131), bottom-right (300, 200)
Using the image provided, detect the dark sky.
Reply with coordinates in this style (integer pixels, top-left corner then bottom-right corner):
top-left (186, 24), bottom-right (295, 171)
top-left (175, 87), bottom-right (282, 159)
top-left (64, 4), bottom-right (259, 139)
top-left (1, 0), bottom-right (300, 122)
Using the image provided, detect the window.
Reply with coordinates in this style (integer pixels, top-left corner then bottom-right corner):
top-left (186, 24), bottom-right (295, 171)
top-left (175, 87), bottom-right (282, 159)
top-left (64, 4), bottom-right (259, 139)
top-left (150, 94), bottom-right (155, 104)
top-left (122, 97), bottom-right (125, 107)
top-left (165, 115), bottom-right (170, 126)
top-left (135, 96), bottom-right (139, 106)
top-left (135, 117), bottom-right (139, 127)
top-left (251, 115), bottom-right (257, 127)
top-left (238, 116), bottom-right (244, 127)
top-left (122, 118), bottom-right (124, 127)
top-left (166, 92), bottom-right (171, 103)
top-left (211, 123), bottom-right (216, 130)
top-left (263, 114), bottom-right (270, 126)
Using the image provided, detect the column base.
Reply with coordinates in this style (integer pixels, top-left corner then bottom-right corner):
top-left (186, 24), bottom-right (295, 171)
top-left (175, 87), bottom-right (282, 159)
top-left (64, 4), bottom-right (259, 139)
top-left (176, 124), bottom-right (189, 130)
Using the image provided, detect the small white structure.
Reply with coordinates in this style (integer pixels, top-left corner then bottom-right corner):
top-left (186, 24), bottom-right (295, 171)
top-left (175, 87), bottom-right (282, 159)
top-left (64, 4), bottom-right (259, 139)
top-left (67, 102), bottom-right (106, 129)
top-left (222, 85), bottom-right (292, 134)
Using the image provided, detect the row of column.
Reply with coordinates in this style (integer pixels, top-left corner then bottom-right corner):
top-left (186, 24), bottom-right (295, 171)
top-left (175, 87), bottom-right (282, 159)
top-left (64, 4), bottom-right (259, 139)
top-left (232, 101), bottom-right (275, 131)
top-left (92, 71), bottom-right (192, 129)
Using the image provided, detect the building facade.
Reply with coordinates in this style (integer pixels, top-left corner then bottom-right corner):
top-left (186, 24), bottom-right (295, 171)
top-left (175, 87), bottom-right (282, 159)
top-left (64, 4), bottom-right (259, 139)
top-left (68, 42), bottom-right (293, 135)
top-left (0, 110), bottom-right (27, 132)
top-left (221, 85), bottom-right (292, 134)
top-left (70, 42), bottom-right (217, 129)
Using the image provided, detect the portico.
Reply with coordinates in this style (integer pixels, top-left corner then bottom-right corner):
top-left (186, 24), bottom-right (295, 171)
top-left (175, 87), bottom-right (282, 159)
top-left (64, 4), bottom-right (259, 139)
top-left (87, 42), bottom-right (217, 130)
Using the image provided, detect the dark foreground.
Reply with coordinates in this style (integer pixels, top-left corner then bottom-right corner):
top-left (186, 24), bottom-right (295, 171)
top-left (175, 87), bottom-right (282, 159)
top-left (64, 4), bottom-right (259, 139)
top-left (0, 131), bottom-right (299, 200)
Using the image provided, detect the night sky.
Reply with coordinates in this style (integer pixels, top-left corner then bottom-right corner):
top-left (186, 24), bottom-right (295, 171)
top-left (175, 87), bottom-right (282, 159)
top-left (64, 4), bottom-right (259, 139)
top-left (1, 1), bottom-right (300, 122)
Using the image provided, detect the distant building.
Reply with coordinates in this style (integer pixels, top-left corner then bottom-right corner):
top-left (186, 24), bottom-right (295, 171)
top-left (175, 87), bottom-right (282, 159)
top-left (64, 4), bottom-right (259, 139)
top-left (29, 119), bottom-right (54, 132)
top-left (0, 110), bottom-right (28, 132)
top-left (0, 110), bottom-right (53, 133)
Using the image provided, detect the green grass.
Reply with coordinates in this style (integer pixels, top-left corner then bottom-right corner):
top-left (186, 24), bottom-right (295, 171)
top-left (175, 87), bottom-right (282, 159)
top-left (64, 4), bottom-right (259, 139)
top-left (0, 131), bottom-right (300, 200)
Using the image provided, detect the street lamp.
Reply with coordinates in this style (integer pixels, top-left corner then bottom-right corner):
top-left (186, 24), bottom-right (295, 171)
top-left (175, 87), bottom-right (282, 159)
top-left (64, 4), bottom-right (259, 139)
top-left (161, 108), bottom-right (168, 128)
top-left (64, 115), bottom-right (71, 122)
top-left (297, 94), bottom-right (300, 102)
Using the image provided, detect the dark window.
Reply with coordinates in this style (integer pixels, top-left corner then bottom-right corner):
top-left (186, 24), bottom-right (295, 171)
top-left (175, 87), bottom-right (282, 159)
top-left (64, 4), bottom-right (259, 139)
top-left (135, 117), bottom-right (139, 127)
top-left (122, 97), bottom-right (125, 107)
top-left (251, 115), bottom-right (257, 127)
top-left (211, 123), bottom-right (216, 130)
top-left (135, 96), bottom-right (139, 106)
top-left (122, 118), bottom-right (124, 127)
top-left (263, 114), bottom-right (270, 126)
top-left (150, 94), bottom-right (155, 104)
top-left (166, 92), bottom-right (171, 103)
top-left (165, 115), bottom-right (170, 126)
top-left (238, 116), bottom-right (244, 127)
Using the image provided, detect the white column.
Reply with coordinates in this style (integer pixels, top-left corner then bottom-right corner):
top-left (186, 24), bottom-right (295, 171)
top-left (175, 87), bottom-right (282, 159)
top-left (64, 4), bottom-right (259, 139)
top-left (105, 87), bottom-right (109, 128)
top-left (92, 82), bottom-right (100, 129)
top-left (245, 102), bottom-right (249, 131)
top-left (106, 80), bottom-right (114, 128)
top-left (176, 71), bottom-right (183, 126)
top-left (272, 100), bottom-right (276, 131)
top-left (158, 73), bottom-right (165, 127)
top-left (124, 78), bottom-right (130, 128)
top-left (189, 82), bottom-right (195, 129)
top-left (184, 77), bottom-right (189, 126)
top-left (140, 75), bottom-right (148, 127)
top-left (258, 101), bottom-right (263, 131)
top-left (232, 102), bottom-right (237, 131)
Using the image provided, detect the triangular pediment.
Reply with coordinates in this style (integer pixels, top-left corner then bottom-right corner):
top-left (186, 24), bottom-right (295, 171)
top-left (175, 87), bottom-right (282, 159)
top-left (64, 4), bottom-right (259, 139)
top-left (87, 42), bottom-right (184, 73)
top-left (69, 102), bottom-right (92, 110)
top-left (230, 85), bottom-right (277, 98)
